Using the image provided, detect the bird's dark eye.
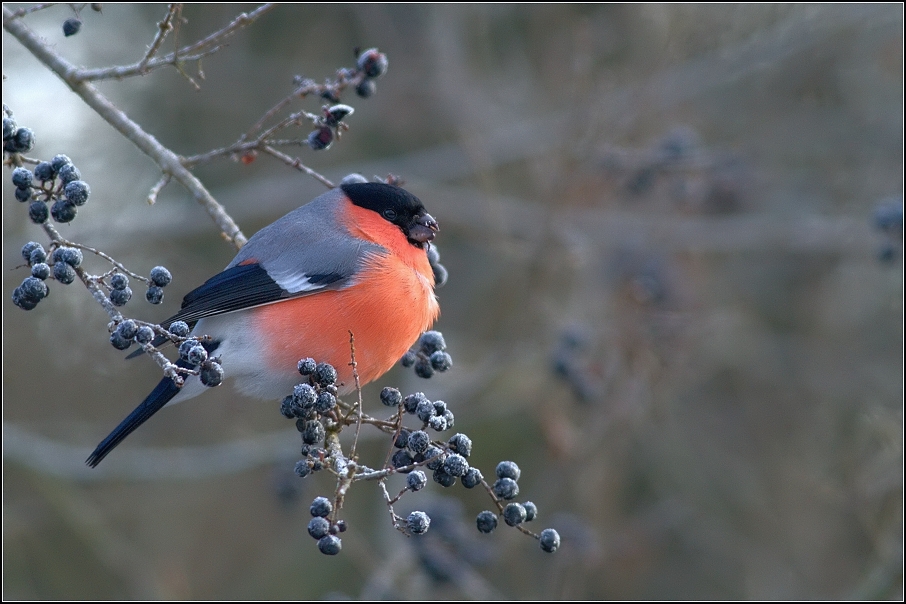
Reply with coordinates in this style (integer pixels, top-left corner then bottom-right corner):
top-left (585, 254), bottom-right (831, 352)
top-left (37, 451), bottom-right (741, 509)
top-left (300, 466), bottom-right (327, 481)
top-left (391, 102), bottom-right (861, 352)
top-left (382, 209), bottom-right (397, 221)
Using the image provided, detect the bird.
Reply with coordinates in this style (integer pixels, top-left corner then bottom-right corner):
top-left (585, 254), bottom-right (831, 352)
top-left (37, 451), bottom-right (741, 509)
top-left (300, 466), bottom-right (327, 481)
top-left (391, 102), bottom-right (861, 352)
top-left (86, 181), bottom-right (440, 467)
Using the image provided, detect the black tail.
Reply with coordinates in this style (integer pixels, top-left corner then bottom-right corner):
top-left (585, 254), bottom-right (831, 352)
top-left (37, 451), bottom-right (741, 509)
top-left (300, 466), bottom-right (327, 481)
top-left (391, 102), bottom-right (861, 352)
top-left (86, 376), bottom-right (180, 467)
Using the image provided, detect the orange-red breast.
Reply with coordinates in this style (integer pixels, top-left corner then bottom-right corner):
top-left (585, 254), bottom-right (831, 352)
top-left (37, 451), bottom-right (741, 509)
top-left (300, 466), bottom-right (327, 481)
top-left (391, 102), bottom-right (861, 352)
top-left (87, 182), bottom-right (439, 467)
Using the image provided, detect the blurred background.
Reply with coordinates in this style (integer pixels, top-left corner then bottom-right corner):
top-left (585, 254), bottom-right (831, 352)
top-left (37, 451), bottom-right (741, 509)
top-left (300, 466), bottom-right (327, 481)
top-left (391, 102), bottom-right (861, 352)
top-left (3, 3), bottom-right (902, 599)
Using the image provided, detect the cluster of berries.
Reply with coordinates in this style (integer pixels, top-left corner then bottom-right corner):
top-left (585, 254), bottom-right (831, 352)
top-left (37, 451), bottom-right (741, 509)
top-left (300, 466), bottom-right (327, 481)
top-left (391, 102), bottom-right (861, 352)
top-left (283, 358), bottom-right (341, 476)
top-left (304, 48), bottom-right (388, 151)
top-left (305, 496), bottom-right (346, 556)
top-left (11, 242), bottom-right (80, 310)
top-left (105, 266), bottom-right (172, 309)
top-left (12, 153), bottom-right (90, 225)
top-left (3, 105), bottom-right (35, 155)
top-left (307, 104), bottom-right (354, 151)
top-left (475, 462), bottom-right (560, 553)
top-left (401, 330), bottom-right (453, 379)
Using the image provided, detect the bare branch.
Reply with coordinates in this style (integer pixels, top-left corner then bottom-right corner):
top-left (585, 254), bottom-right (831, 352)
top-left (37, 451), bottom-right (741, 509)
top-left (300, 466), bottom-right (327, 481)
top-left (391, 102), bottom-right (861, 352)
top-left (137, 4), bottom-right (179, 70)
top-left (72, 3), bottom-right (277, 82)
top-left (3, 8), bottom-right (248, 249)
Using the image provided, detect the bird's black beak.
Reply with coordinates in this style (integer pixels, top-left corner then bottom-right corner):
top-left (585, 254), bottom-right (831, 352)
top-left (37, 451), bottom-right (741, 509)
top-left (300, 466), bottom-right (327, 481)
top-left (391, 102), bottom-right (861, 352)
top-left (408, 213), bottom-right (438, 245)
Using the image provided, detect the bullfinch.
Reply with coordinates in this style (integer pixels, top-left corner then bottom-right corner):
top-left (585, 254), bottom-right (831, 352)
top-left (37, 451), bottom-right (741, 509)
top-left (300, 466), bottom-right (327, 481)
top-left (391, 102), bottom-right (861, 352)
top-left (86, 182), bottom-right (440, 467)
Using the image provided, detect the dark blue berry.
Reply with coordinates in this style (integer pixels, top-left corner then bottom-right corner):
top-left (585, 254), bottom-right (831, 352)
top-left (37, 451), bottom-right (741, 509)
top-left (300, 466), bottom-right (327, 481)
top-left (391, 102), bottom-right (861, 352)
top-left (523, 501), bottom-right (538, 522)
top-left (403, 392), bottom-right (428, 414)
top-left (200, 361), bottom-right (224, 387)
top-left (461, 467), bottom-right (483, 489)
top-left (355, 79), bottom-right (376, 98)
top-left (310, 496), bottom-right (332, 518)
top-left (430, 351), bottom-right (452, 372)
top-left (503, 503), bottom-right (526, 527)
top-left (391, 449), bottom-right (414, 472)
top-left (317, 535), bottom-right (341, 555)
top-left (28, 201), bottom-right (48, 223)
top-left (50, 199), bottom-right (77, 223)
top-left (116, 319), bottom-right (139, 340)
top-left (356, 48), bottom-right (388, 78)
top-left (432, 262), bottom-right (448, 288)
top-left (314, 362), bottom-right (337, 387)
top-left (64, 180), bottom-right (90, 205)
top-left (407, 430), bottom-right (430, 455)
top-left (448, 433), bottom-right (472, 458)
top-left (314, 391), bottom-right (336, 414)
top-left (407, 511), bottom-right (430, 535)
top-left (874, 199), bottom-right (903, 237)
top-left (12, 127), bottom-right (35, 152)
top-left (33, 162), bottom-right (53, 182)
top-left (339, 173), bottom-right (368, 185)
top-left (294, 459), bottom-right (311, 477)
top-left (476, 511), bottom-right (498, 534)
top-left (324, 104), bottom-right (353, 127)
top-left (380, 386), bottom-right (402, 407)
top-left (21, 242), bottom-right (43, 263)
top-left (280, 396), bottom-right (296, 419)
top-left (292, 383), bottom-right (318, 409)
top-left (443, 453), bottom-right (468, 477)
top-left (29, 247), bottom-right (47, 265)
top-left (432, 468), bottom-right (456, 487)
top-left (496, 460), bottom-right (521, 481)
top-left (419, 331), bottom-right (446, 353)
top-left (63, 18), bottom-right (82, 37)
top-left (179, 340), bottom-right (206, 364)
top-left (539, 528), bottom-right (560, 553)
top-left (394, 428), bottom-right (410, 449)
top-left (428, 414), bottom-right (447, 432)
top-left (297, 357), bottom-right (317, 375)
top-left (168, 321), bottom-right (190, 337)
top-left (15, 187), bottom-right (31, 202)
top-left (53, 262), bottom-right (76, 284)
top-left (442, 410), bottom-right (454, 430)
top-left (307, 127), bottom-right (333, 151)
top-left (109, 286), bottom-right (132, 306)
top-left (145, 286), bottom-right (164, 304)
top-left (12, 287), bottom-right (38, 310)
top-left (57, 163), bottom-right (81, 183)
top-left (2, 117), bottom-right (15, 140)
top-left (54, 247), bottom-right (82, 267)
top-left (308, 516), bottom-right (330, 539)
top-left (110, 273), bottom-right (128, 290)
top-left (424, 446), bottom-right (445, 471)
top-left (400, 350), bottom-right (417, 367)
top-left (110, 330), bottom-right (132, 350)
top-left (19, 276), bottom-right (48, 301)
top-left (407, 470), bottom-right (427, 491)
top-left (31, 263), bottom-right (50, 280)
top-left (414, 358), bottom-right (434, 379)
top-left (492, 477), bottom-right (519, 500)
top-left (12, 167), bottom-right (32, 188)
top-left (50, 155), bottom-right (71, 174)
top-left (300, 419), bottom-right (325, 445)
top-left (416, 399), bottom-right (434, 423)
top-left (134, 325), bottom-right (154, 344)
top-left (149, 266), bottom-right (172, 287)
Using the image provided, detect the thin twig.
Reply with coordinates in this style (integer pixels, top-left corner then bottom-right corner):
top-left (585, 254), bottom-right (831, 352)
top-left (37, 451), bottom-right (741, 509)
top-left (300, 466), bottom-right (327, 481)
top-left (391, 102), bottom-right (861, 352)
top-left (260, 145), bottom-right (335, 188)
top-left (138, 4), bottom-right (179, 71)
top-left (72, 4), bottom-right (277, 82)
top-left (146, 174), bottom-right (171, 205)
top-left (349, 331), bottom-right (364, 459)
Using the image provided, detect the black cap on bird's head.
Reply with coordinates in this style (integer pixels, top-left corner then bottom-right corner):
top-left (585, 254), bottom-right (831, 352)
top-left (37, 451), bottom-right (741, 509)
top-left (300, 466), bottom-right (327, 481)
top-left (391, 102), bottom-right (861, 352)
top-left (341, 182), bottom-right (438, 247)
